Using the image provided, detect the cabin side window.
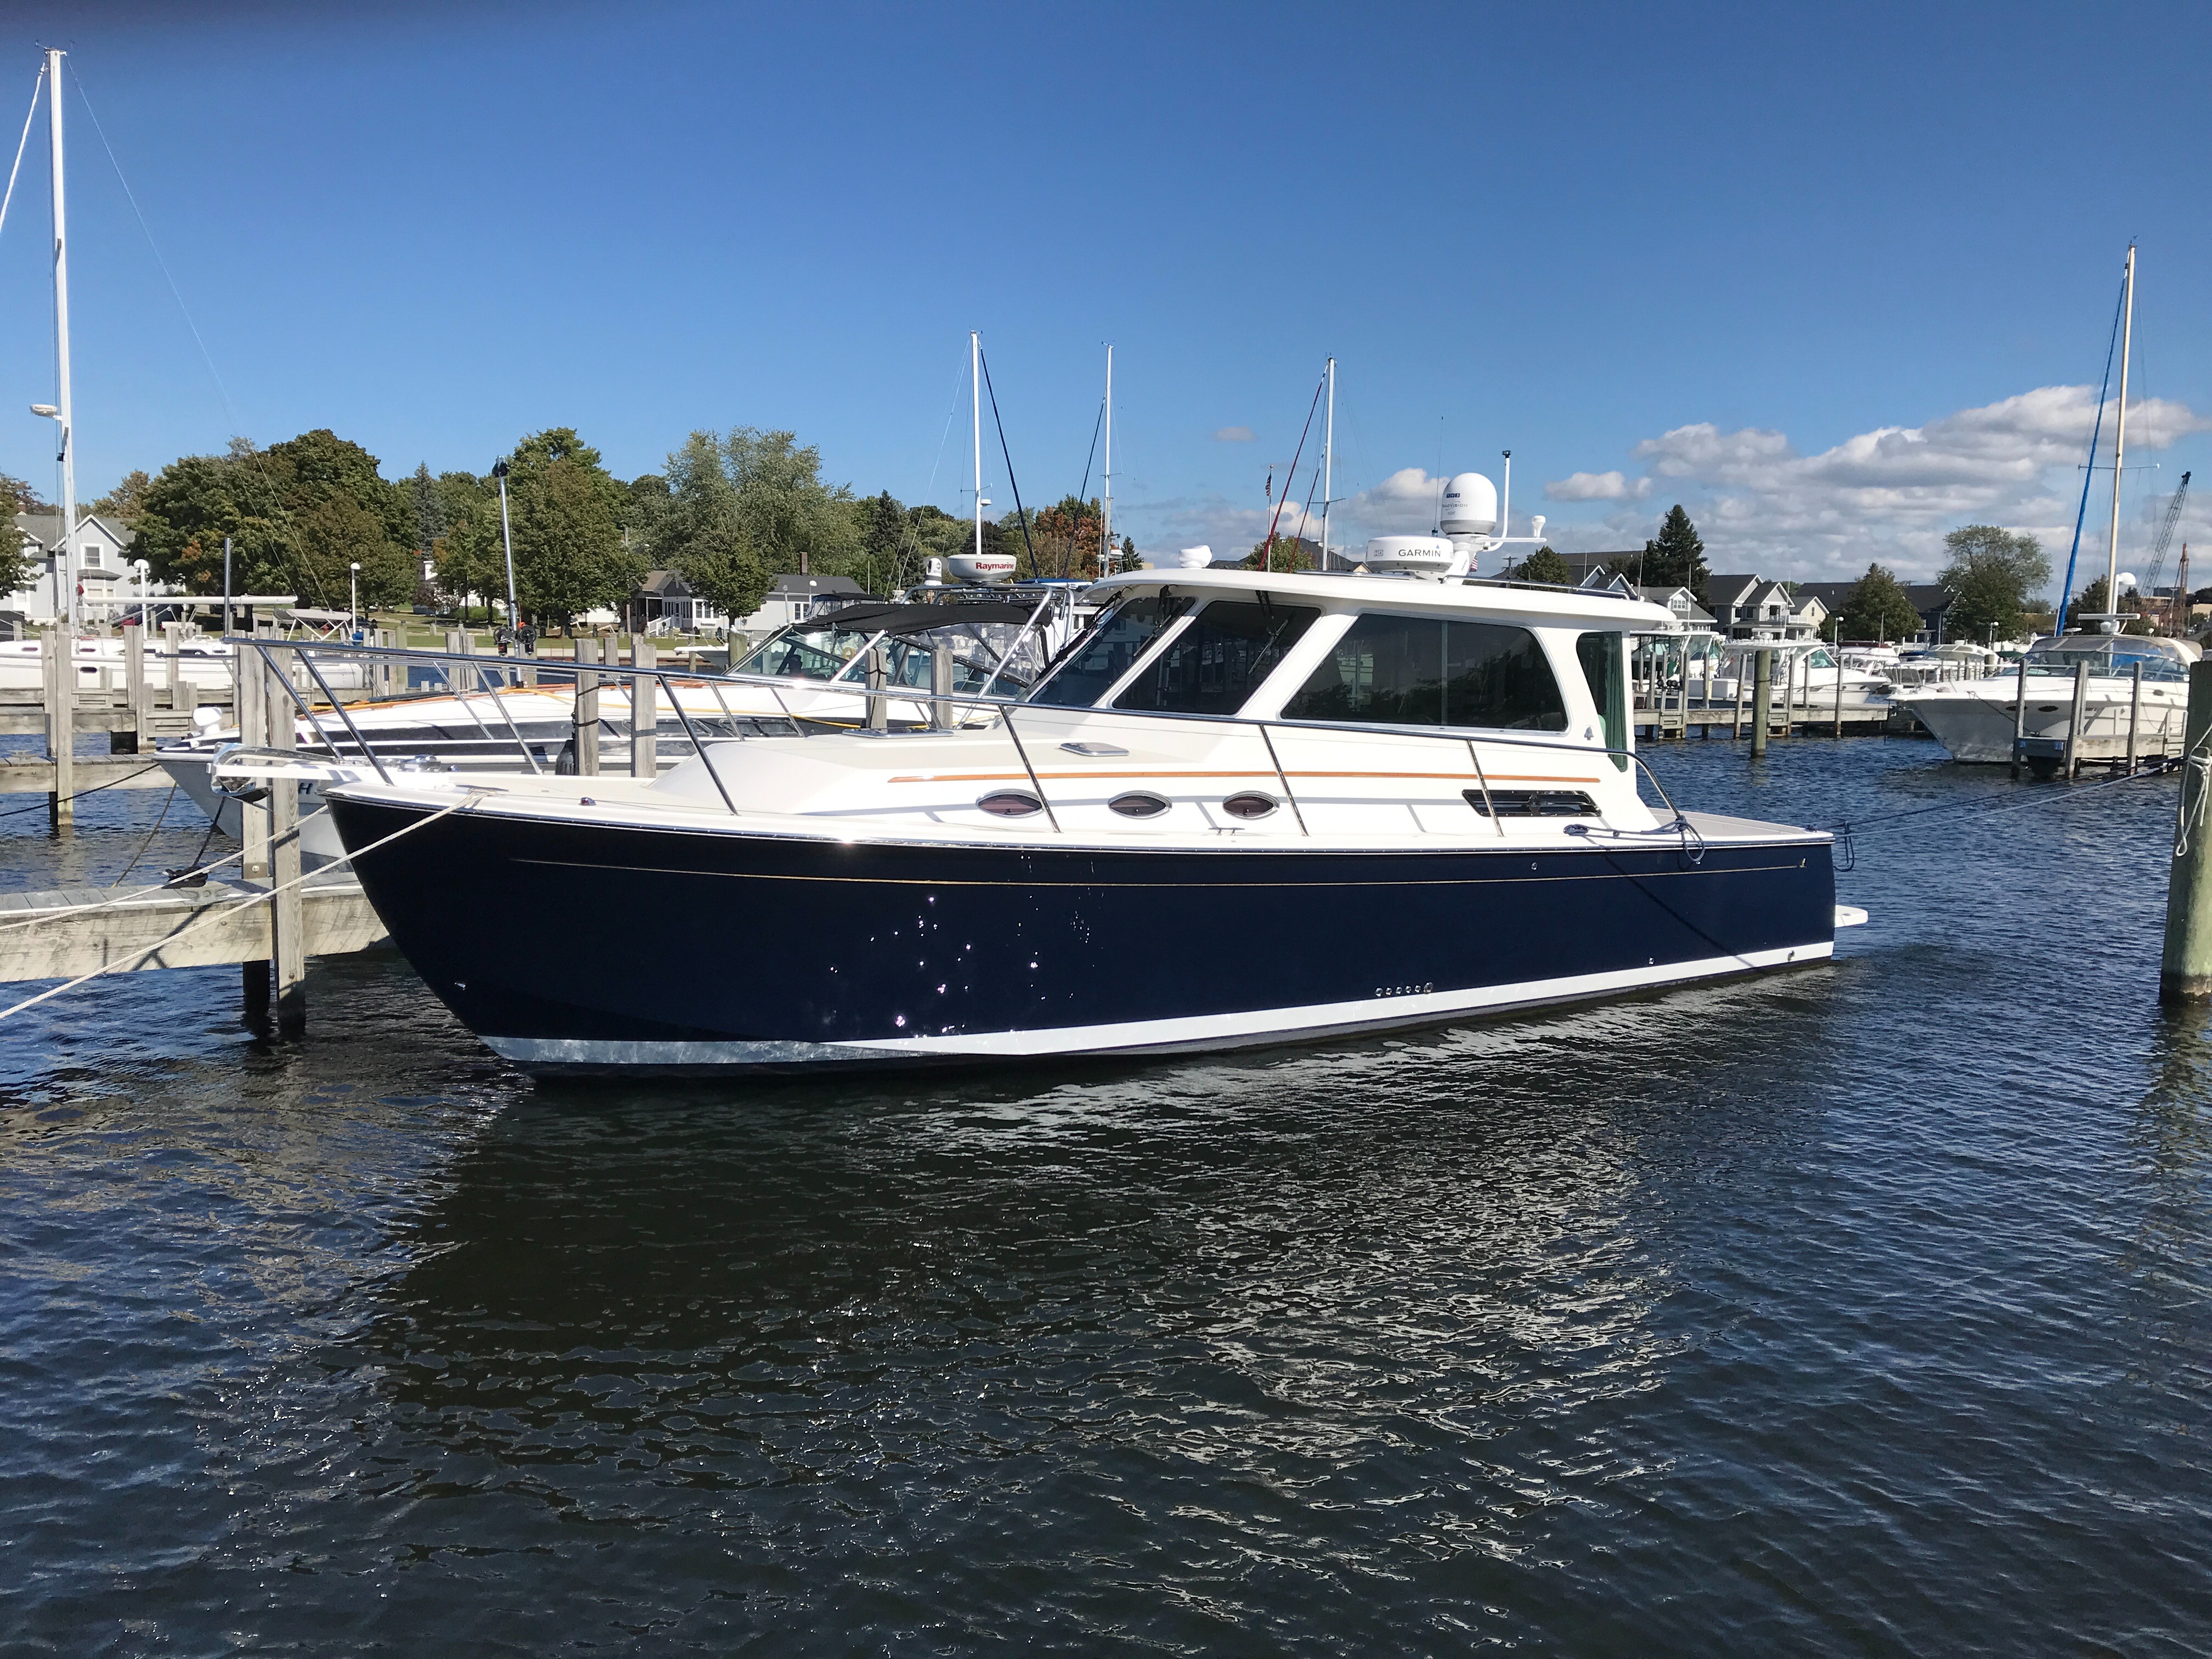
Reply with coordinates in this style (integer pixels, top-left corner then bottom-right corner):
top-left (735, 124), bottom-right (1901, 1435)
top-left (1279, 613), bottom-right (1569, 731)
top-left (1575, 631), bottom-right (1628, 771)
top-left (1028, 595), bottom-right (1192, 707)
top-left (1113, 599), bottom-right (1321, 716)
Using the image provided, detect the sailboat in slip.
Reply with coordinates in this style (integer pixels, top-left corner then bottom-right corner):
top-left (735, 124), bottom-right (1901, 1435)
top-left (1894, 244), bottom-right (2198, 768)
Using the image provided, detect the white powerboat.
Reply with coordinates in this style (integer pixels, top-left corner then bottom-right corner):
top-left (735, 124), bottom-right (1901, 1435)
top-left (1890, 633), bottom-right (2197, 765)
top-left (281, 563), bottom-right (1855, 1076)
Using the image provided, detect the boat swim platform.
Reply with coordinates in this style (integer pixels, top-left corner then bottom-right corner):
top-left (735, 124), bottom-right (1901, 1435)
top-left (0, 873), bottom-right (387, 984)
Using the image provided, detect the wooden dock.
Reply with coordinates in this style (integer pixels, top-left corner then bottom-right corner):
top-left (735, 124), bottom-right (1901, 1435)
top-left (1633, 702), bottom-right (1893, 740)
top-left (0, 874), bottom-right (386, 983)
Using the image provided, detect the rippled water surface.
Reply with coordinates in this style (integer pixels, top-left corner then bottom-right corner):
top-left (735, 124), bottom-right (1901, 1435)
top-left (4, 737), bottom-right (2209, 1655)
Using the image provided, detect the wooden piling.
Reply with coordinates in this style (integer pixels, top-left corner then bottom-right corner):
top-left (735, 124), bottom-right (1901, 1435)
top-left (2010, 657), bottom-right (2029, 779)
top-left (267, 658), bottom-right (306, 1037)
top-left (1751, 647), bottom-right (1773, 759)
top-left (120, 623), bottom-right (146, 753)
top-left (239, 648), bottom-right (272, 881)
top-left (2160, 659), bottom-right (2212, 1002)
top-left (1832, 634), bottom-right (1844, 738)
top-left (2128, 662), bottom-right (2143, 773)
top-left (630, 636), bottom-right (658, 777)
top-left (45, 624), bottom-right (74, 832)
top-left (2064, 658), bottom-right (2090, 780)
top-left (574, 635), bottom-right (601, 775)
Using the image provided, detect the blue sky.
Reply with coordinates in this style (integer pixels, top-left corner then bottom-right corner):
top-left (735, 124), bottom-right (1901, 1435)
top-left (3, 1), bottom-right (2210, 588)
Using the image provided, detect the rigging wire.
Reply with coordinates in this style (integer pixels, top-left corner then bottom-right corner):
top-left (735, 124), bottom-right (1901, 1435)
top-left (0, 63), bottom-right (43, 247)
top-left (977, 347), bottom-right (1039, 576)
top-left (65, 61), bottom-right (318, 602)
top-left (2055, 268), bottom-right (2128, 635)
top-left (1257, 369), bottom-right (1327, 569)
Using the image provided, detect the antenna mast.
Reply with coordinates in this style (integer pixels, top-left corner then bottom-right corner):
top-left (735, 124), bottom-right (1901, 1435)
top-left (1101, 345), bottom-right (1112, 575)
top-left (47, 48), bottom-right (76, 634)
top-left (971, 331), bottom-right (984, 561)
top-left (2103, 244), bottom-right (2136, 628)
top-left (1321, 357), bottom-right (1335, 571)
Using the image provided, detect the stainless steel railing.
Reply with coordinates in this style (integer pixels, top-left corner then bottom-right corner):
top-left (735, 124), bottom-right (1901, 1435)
top-left (229, 635), bottom-right (1706, 840)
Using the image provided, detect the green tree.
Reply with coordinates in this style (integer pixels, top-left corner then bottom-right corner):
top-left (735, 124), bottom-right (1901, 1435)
top-left (858, 490), bottom-right (907, 593)
top-left (1835, 562), bottom-right (1924, 642)
top-left (0, 472), bottom-right (50, 515)
top-left (1641, 505), bottom-right (1708, 594)
top-left (132, 430), bottom-right (415, 607)
top-left (1243, 533), bottom-right (1320, 571)
top-left (1942, 524), bottom-right (2049, 642)
top-left (726, 427), bottom-right (858, 580)
top-left (645, 430), bottom-right (760, 622)
top-left (408, 462), bottom-right (445, 552)
top-left (499, 427), bottom-right (636, 627)
top-left (1514, 546), bottom-right (1573, 585)
top-left (93, 469), bottom-right (151, 528)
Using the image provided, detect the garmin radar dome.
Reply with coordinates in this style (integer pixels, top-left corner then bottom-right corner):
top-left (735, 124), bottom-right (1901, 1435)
top-left (1362, 535), bottom-right (1458, 578)
top-left (945, 552), bottom-right (1018, 584)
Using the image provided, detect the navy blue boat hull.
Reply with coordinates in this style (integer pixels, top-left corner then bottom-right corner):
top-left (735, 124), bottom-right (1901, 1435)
top-left (330, 797), bottom-right (1835, 1074)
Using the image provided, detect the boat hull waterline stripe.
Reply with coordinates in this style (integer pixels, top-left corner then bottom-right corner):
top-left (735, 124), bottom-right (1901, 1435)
top-left (482, 943), bottom-right (1831, 1071)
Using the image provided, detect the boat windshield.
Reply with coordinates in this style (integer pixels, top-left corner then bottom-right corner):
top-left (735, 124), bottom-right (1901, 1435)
top-left (2024, 639), bottom-right (2192, 681)
top-left (740, 618), bottom-right (1045, 692)
top-left (1026, 594), bottom-right (1193, 707)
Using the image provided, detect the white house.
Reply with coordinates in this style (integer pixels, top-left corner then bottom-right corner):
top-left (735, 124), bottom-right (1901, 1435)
top-left (726, 572), bottom-right (871, 635)
top-left (7, 511), bottom-right (139, 624)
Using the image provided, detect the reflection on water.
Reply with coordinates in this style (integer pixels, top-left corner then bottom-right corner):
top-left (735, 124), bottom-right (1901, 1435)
top-left (3, 739), bottom-right (2211, 1653)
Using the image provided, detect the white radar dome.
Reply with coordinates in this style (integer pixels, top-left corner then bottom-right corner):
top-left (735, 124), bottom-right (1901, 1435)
top-left (946, 552), bottom-right (1017, 584)
top-left (1176, 545), bottom-right (1214, 569)
top-left (1438, 472), bottom-right (1498, 537)
top-left (1363, 535), bottom-right (1457, 578)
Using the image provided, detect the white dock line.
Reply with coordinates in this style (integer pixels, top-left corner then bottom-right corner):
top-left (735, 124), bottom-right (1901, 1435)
top-left (0, 791), bottom-right (486, 1023)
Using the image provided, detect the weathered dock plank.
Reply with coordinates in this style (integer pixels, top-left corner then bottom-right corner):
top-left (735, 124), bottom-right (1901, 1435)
top-left (0, 755), bottom-right (179, 794)
top-left (0, 877), bottom-right (388, 981)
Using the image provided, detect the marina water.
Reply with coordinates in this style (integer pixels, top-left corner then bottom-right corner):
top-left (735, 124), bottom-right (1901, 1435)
top-left (4, 735), bottom-right (2208, 1654)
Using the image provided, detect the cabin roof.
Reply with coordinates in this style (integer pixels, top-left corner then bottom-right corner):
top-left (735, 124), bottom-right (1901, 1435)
top-left (1088, 565), bottom-right (1675, 628)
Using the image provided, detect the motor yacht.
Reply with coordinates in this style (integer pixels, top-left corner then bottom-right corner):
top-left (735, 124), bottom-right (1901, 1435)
top-left (289, 565), bottom-right (1853, 1075)
top-left (1890, 633), bottom-right (2197, 764)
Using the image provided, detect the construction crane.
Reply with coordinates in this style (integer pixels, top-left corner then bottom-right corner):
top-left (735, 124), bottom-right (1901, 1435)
top-left (2140, 470), bottom-right (2191, 626)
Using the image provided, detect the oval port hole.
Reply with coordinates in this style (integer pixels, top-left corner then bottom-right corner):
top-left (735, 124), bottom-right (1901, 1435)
top-left (1109, 792), bottom-right (1170, 818)
top-left (1222, 792), bottom-right (1277, 820)
top-left (978, 791), bottom-right (1045, 817)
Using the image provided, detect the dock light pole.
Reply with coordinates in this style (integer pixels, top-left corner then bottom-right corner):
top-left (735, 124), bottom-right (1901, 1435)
top-left (493, 459), bottom-right (518, 637)
top-left (222, 536), bottom-right (232, 635)
top-left (348, 561), bottom-right (359, 636)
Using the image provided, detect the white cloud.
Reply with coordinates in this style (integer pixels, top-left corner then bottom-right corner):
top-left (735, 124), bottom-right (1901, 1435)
top-left (1213, 425), bottom-right (1256, 442)
top-left (1544, 469), bottom-right (1647, 503)
top-left (1544, 385), bottom-right (2212, 580)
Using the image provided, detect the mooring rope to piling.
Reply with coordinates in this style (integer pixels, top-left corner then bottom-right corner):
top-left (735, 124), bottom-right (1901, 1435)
top-left (0, 791), bottom-right (488, 1024)
top-left (0, 804), bottom-right (336, 938)
top-left (1820, 757), bottom-right (2183, 842)
top-left (0, 761), bottom-right (167, 820)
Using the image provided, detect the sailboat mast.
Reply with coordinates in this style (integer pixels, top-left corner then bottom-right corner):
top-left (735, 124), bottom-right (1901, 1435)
top-left (47, 48), bottom-right (76, 634)
top-left (971, 330), bottom-right (983, 561)
top-left (1101, 345), bottom-right (1112, 576)
top-left (1321, 357), bottom-right (1335, 571)
top-left (2104, 243), bottom-right (2136, 627)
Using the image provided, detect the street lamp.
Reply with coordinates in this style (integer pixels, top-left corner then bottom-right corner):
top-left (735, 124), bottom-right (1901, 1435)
top-left (349, 560), bottom-right (360, 637)
top-left (132, 557), bottom-right (149, 631)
